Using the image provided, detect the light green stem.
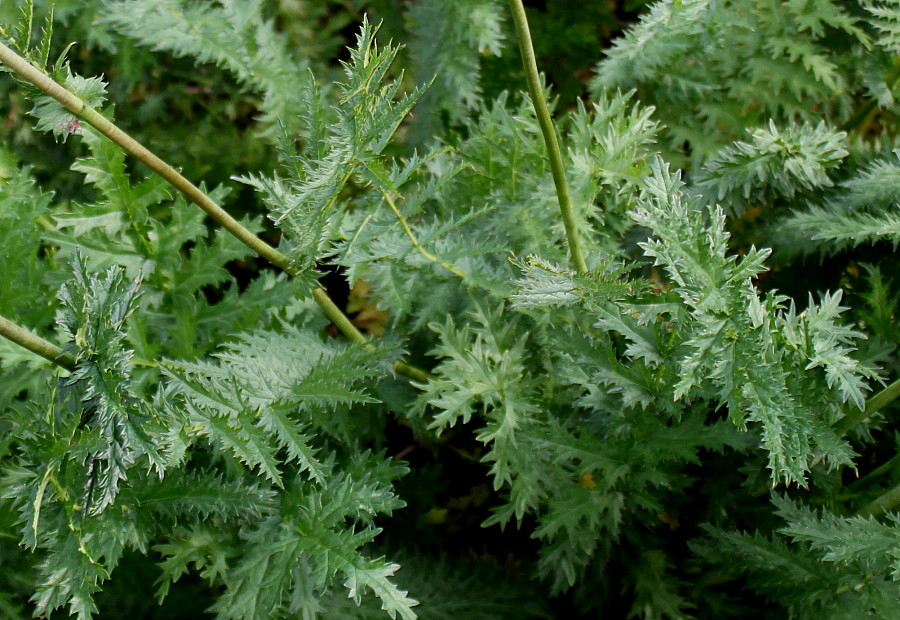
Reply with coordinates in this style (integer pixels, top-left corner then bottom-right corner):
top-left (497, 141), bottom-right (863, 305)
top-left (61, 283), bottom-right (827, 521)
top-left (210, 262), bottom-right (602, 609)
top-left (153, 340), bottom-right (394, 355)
top-left (312, 287), bottom-right (366, 345)
top-left (0, 314), bottom-right (75, 370)
top-left (0, 40), bottom-right (429, 382)
top-left (506, 0), bottom-right (588, 274)
top-left (0, 41), bottom-right (290, 271)
top-left (307, 289), bottom-right (433, 382)
top-left (382, 192), bottom-right (468, 279)
top-left (834, 378), bottom-right (900, 436)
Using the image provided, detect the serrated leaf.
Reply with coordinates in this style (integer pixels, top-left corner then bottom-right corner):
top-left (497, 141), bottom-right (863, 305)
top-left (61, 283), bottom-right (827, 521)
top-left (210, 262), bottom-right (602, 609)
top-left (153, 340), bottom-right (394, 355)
top-left (30, 68), bottom-right (107, 142)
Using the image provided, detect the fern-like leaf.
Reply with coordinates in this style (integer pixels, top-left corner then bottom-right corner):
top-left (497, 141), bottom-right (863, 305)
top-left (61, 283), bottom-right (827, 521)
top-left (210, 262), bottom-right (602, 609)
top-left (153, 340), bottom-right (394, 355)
top-left (696, 121), bottom-right (848, 216)
top-left (164, 325), bottom-right (396, 486)
top-left (57, 253), bottom-right (162, 514)
top-left (102, 0), bottom-right (309, 130)
top-left (631, 158), bottom-right (866, 484)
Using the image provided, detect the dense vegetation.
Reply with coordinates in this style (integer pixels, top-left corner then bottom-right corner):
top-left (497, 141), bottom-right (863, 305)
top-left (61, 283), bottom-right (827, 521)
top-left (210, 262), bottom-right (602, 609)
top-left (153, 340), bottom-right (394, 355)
top-left (2, 0), bottom-right (900, 618)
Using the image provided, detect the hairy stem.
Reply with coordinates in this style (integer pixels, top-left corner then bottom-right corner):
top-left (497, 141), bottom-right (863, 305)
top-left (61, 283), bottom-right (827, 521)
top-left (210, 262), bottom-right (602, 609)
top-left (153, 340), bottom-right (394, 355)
top-left (0, 40), bottom-right (429, 382)
top-left (381, 192), bottom-right (468, 279)
top-left (0, 315), bottom-right (75, 370)
top-left (506, 0), bottom-right (588, 274)
top-left (834, 378), bottom-right (900, 436)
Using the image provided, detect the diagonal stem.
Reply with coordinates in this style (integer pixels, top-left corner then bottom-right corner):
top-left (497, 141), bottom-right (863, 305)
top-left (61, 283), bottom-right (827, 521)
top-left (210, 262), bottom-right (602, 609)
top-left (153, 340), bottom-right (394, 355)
top-left (850, 452), bottom-right (900, 491)
top-left (0, 314), bottom-right (75, 370)
top-left (834, 378), bottom-right (900, 436)
top-left (0, 40), bottom-right (430, 382)
top-left (381, 191), bottom-right (468, 279)
top-left (506, 0), bottom-right (588, 274)
top-left (0, 41), bottom-right (285, 270)
top-left (855, 482), bottom-right (900, 519)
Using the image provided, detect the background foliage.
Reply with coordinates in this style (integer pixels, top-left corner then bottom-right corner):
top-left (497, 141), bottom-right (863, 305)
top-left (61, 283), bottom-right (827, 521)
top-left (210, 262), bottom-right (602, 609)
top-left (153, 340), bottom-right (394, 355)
top-left (2, 0), bottom-right (900, 618)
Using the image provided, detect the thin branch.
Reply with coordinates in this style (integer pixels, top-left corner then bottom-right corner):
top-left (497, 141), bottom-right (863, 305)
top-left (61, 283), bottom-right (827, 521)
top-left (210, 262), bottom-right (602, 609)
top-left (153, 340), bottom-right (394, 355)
top-left (381, 192), bottom-right (468, 279)
top-left (0, 40), bottom-right (429, 382)
top-left (393, 360), bottom-right (432, 384)
top-left (506, 0), bottom-right (588, 274)
top-left (0, 41), bottom-right (290, 271)
top-left (850, 452), bottom-right (900, 491)
top-left (0, 314), bottom-right (75, 370)
top-left (311, 288), bottom-right (366, 345)
top-left (310, 289), bottom-right (433, 382)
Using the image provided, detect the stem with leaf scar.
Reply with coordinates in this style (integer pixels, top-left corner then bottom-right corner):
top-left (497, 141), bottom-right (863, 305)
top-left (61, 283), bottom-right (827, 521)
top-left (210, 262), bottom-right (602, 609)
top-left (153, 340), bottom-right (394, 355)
top-left (0, 40), bottom-right (431, 383)
top-left (506, 0), bottom-right (589, 274)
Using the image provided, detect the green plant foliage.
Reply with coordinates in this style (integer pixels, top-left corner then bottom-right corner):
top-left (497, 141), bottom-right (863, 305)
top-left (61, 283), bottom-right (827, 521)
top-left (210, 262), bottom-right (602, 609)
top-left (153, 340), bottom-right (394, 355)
top-left (696, 121), bottom-right (849, 217)
top-left (0, 158), bottom-right (54, 327)
top-left (631, 158), bottom-right (880, 484)
top-left (102, 0), bottom-right (311, 132)
top-left (240, 18), bottom-right (430, 276)
top-left (5, 0), bottom-right (900, 618)
top-left (404, 0), bottom-right (506, 141)
top-left (163, 325), bottom-right (400, 484)
top-left (693, 495), bottom-right (900, 618)
top-left (779, 149), bottom-right (900, 255)
top-left (1, 255), bottom-right (170, 619)
top-left (205, 455), bottom-right (416, 620)
top-left (592, 0), bottom-right (871, 158)
top-left (56, 252), bottom-right (164, 514)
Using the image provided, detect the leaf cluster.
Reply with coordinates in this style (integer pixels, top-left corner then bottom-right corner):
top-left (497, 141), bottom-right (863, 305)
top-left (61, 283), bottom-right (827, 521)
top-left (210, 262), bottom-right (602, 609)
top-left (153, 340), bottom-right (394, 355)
top-left (4, 1), bottom-right (900, 619)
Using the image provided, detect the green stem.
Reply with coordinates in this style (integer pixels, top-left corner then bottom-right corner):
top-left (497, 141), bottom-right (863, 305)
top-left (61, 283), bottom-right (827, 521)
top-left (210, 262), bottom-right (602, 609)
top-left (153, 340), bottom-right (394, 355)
top-left (856, 482), bottom-right (900, 518)
top-left (312, 288), bottom-right (366, 345)
top-left (381, 191), bottom-right (468, 279)
top-left (394, 361), bottom-right (433, 384)
top-left (308, 289), bottom-right (434, 382)
top-left (0, 40), bottom-right (429, 382)
top-left (851, 452), bottom-right (900, 490)
top-left (506, 0), bottom-right (588, 274)
top-left (0, 314), bottom-right (75, 370)
top-left (834, 378), bottom-right (900, 436)
top-left (0, 42), bottom-right (291, 271)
